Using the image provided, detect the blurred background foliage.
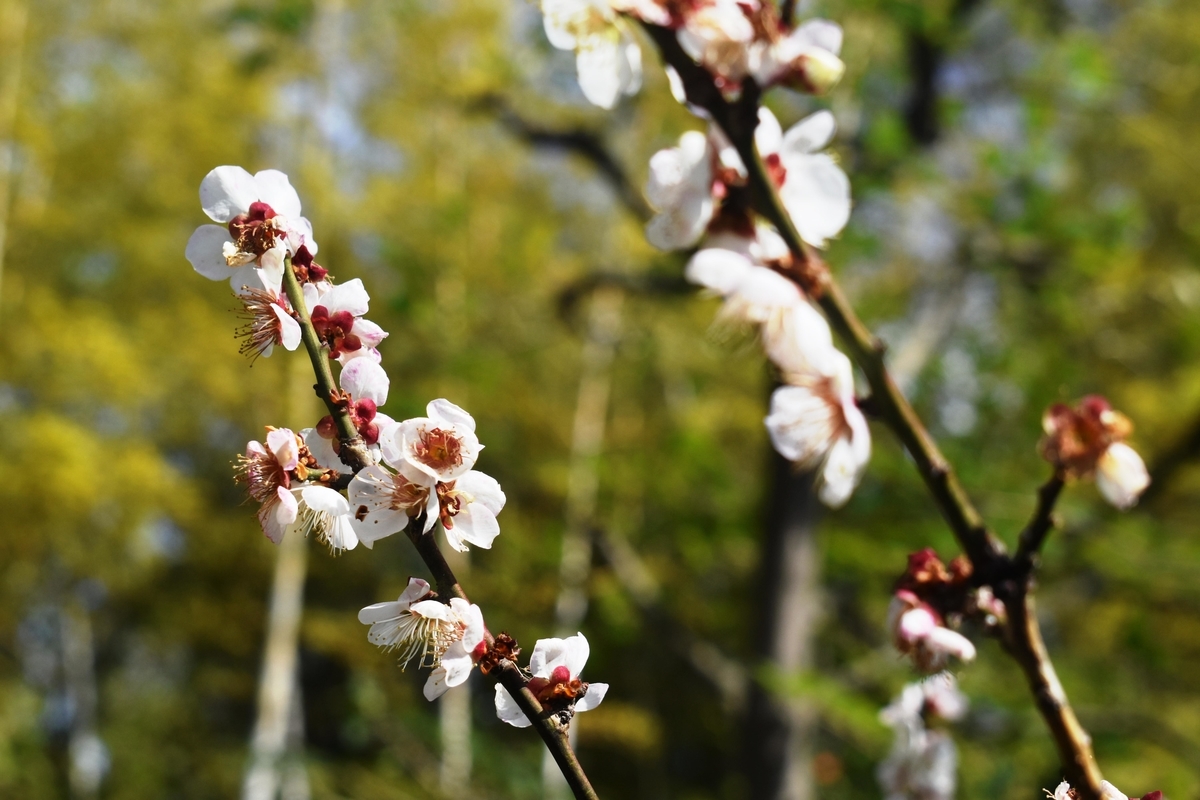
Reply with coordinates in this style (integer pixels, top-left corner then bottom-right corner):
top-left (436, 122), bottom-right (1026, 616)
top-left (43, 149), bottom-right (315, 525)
top-left (1, 0), bottom-right (1199, 797)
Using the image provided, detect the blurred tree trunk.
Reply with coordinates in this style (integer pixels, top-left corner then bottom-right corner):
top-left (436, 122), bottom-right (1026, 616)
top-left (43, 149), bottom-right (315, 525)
top-left (545, 287), bottom-right (624, 800)
top-left (743, 455), bottom-right (823, 800)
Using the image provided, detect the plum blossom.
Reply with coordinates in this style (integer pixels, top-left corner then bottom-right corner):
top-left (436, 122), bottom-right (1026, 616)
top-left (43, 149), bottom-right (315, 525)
top-left (434, 471), bottom-right (507, 553)
top-left (888, 590), bottom-right (976, 673)
top-left (349, 463), bottom-right (438, 546)
top-left (1040, 395), bottom-right (1149, 509)
top-left (755, 108), bottom-right (851, 249)
top-left (303, 278), bottom-right (388, 363)
top-left (765, 346), bottom-right (871, 507)
top-left (302, 357), bottom-right (392, 470)
top-left (685, 225), bottom-right (802, 323)
top-left (540, 0), bottom-right (645, 109)
top-left (185, 166), bottom-right (316, 295)
top-left (878, 675), bottom-right (965, 800)
top-left (676, 0), bottom-right (757, 91)
top-left (495, 633), bottom-right (608, 728)
top-left (645, 130), bottom-right (715, 251)
top-left (235, 287), bottom-right (301, 361)
top-left (424, 600), bottom-right (487, 700)
top-left (752, 18), bottom-right (845, 94)
top-left (358, 579), bottom-right (485, 694)
top-left (384, 399), bottom-right (482, 483)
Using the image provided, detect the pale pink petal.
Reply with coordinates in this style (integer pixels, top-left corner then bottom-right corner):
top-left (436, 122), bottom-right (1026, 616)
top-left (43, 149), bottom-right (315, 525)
top-left (925, 626), bottom-right (976, 662)
top-left (340, 358), bottom-right (390, 406)
top-left (266, 429), bottom-right (300, 470)
top-left (427, 399), bottom-right (477, 432)
top-left (351, 318), bottom-right (388, 349)
top-left (1096, 443), bottom-right (1149, 510)
top-left (528, 637), bottom-right (570, 680)
top-left (574, 682), bottom-right (608, 712)
top-left (898, 607), bottom-right (937, 643)
top-left (273, 305), bottom-right (302, 351)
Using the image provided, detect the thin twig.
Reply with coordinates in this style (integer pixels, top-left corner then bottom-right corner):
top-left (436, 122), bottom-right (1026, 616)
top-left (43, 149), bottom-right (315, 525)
top-left (1014, 474), bottom-right (1065, 574)
top-left (638, 20), bottom-right (1104, 797)
top-left (283, 262), bottom-right (601, 800)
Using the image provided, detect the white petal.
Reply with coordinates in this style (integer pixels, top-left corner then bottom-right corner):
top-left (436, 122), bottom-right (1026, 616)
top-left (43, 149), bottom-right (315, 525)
top-left (898, 607), bottom-right (937, 643)
top-left (781, 110), bottom-right (837, 155)
top-left (351, 318), bottom-right (388, 349)
top-left (685, 247), bottom-right (753, 295)
top-left (528, 637), bottom-right (570, 679)
top-left (790, 19), bottom-right (843, 56)
top-left (340, 358), bottom-right (390, 406)
top-left (438, 642), bottom-right (476, 688)
top-left (755, 107), bottom-right (783, 156)
top-left (765, 384), bottom-right (837, 467)
top-left (377, 421), bottom-right (405, 470)
top-left (303, 428), bottom-right (343, 471)
top-left (300, 484), bottom-right (349, 515)
top-left (347, 465), bottom-right (409, 546)
top-left (779, 153), bottom-right (851, 248)
top-left (257, 246), bottom-right (286, 295)
top-left (446, 504), bottom-right (500, 551)
top-left (818, 434), bottom-right (864, 508)
top-left (427, 399), bottom-right (476, 432)
top-left (1098, 781), bottom-right (1129, 800)
top-left (456, 471), bottom-right (506, 515)
top-left (200, 165), bottom-right (257, 222)
top-left (731, 267), bottom-right (803, 313)
top-left (357, 599), bottom-right (403, 625)
top-left (762, 301), bottom-right (834, 374)
top-left (252, 169), bottom-right (302, 220)
top-left (424, 666), bottom-right (452, 701)
top-left (925, 626), bottom-right (976, 662)
top-left (274, 305), bottom-right (302, 351)
top-left (455, 601), bottom-right (486, 651)
top-left (541, 0), bottom-right (583, 50)
top-left (563, 633), bottom-right (590, 678)
top-left (185, 225), bottom-right (236, 281)
top-left (574, 682), bottom-right (608, 712)
top-left (576, 34), bottom-right (624, 110)
top-left (229, 264), bottom-right (267, 296)
top-left (1096, 443), bottom-right (1149, 510)
top-left (322, 278), bottom-right (371, 317)
top-left (494, 684), bottom-right (533, 728)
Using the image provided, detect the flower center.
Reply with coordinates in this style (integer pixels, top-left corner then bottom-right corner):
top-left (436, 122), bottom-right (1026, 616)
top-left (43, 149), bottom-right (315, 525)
top-left (310, 306), bottom-right (362, 359)
top-left (435, 482), bottom-right (475, 530)
top-left (235, 288), bottom-right (291, 361)
top-left (414, 427), bottom-right (463, 472)
top-left (236, 447), bottom-right (290, 503)
top-left (227, 201), bottom-right (284, 262)
top-left (389, 474), bottom-right (431, 516)
top-left (528, 665), bottom-right (586, 707)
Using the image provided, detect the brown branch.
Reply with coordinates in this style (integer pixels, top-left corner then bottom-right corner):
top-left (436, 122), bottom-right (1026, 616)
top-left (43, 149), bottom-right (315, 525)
top-left (638, 21), bottom-right (1104, 797)
top-left (1014, 474), bottom-right (1065, 574)
top-left (283, 259), bottom-right (601, 800)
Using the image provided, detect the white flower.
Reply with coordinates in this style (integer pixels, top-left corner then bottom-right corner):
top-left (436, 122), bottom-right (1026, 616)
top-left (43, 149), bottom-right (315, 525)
top-left (752, 19), bottom-right (845, 93)
top-left (645, 131), bottom-right (715, 251)
top-left (877, 725), bottom-right (958, 800)
top-left (755, 109), bottom-right (851, 249)
top-left (185, 166), bottom-right (316, 295)
top-left (495, 633), bottom-right (608, 728)
top-left (435, 471), bottom-right (507, 553)
top-left (292, 484), bottom-right (359, 553)
top-left (237, 428), bottom-right (301, 544)
top-left (676, 0), bottom-right (757, 89)
top-left (384, 399), bottom-right (482, 483)
top-left (340, 357), bottom-right (390, 407)
top-left (765, 347), bottom-right (870, 507)
top-left (424, 600), bottom-right (487, 700)
top-left (235, 287), bottom-right (301, 361)
top-left (360, 579), bottom-right (454, 665)
top-left (887, 592), bottom-right (976, 673)
top-left (541, 0), bottom-right (642, 109)
top-left (1095, 442), bottom-right (1149, 510)
top-left (348, 463), bottom-right (439, 547)
top-left (685, 225), bottom-right (803, 324)
top-left (304, 278), bottom-right (388, 364)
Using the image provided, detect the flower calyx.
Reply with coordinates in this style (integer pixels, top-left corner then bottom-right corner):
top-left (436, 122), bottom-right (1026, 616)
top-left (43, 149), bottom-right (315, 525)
top-left (226, 201), bottom-right (286, 265)
top-left (477, 632), bottom-right (520, 677)
top-left (290, 245), bottom-right (328, 284)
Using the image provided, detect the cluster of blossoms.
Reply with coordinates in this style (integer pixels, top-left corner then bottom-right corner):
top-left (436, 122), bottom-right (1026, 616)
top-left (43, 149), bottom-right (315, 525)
top-left (878, 673), bottom-right (967, 800)
top-left (887, 549), bottom-right (982, 674)
top-left (1040, 395), bottom-right (1150, 509)
top-left (1050, 782), bottom-right (1162, 800)
top-left (188, 167), bottom-right (607, 729)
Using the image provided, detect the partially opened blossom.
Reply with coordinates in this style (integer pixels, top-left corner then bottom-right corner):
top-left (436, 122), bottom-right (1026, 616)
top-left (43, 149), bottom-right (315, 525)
top-left (340, 357), bottom-right (390, 407)
top-left (237, 428), bottom-right (301, 543)
top-left (304, 278), bottom-right (388, 363)
top-left (1050, 781), bottom-right (1159, 800)
top-left (1040, 395), bottom-right (1150, 509)
top-left (235, 287), bottom-right (301, 361)
top-left (765, 347), bottom-right (871, 507)
top-left (676, 0), bottom-right (757, 91)
top-left (752, 18), bottom-right (845, 93)
top-left (541, 0), bottom-right (644, 109)
top-left (348, 463), bottom-right (439, 547)
top-left (888, 590), bottom-right (976, 673)
top-left (185, 166), bottom-right (316, 295)
top-left (754, 109), bottom-right (851, 249)
top-left (384, 399), bottom-right (482, 483)
top-left (424, 600), bottom-right (487, 700)
top-left (495, 633), bottom-right (608, 728)
top-left (435, 471), bottom-right (507, 552)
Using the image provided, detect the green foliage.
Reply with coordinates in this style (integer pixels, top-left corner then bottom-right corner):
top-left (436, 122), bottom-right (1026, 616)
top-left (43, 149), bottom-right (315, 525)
top-left (2, 0), bottom-right (1199, 797)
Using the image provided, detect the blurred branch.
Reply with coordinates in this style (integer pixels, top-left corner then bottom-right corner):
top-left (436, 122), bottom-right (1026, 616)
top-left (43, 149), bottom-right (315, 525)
top-left (470, 93), bottom-right (653, 221)
top-left (638, 20), bottom-right (1106, 796)
top-left (1014, 474), bottom-right (1065, 573)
